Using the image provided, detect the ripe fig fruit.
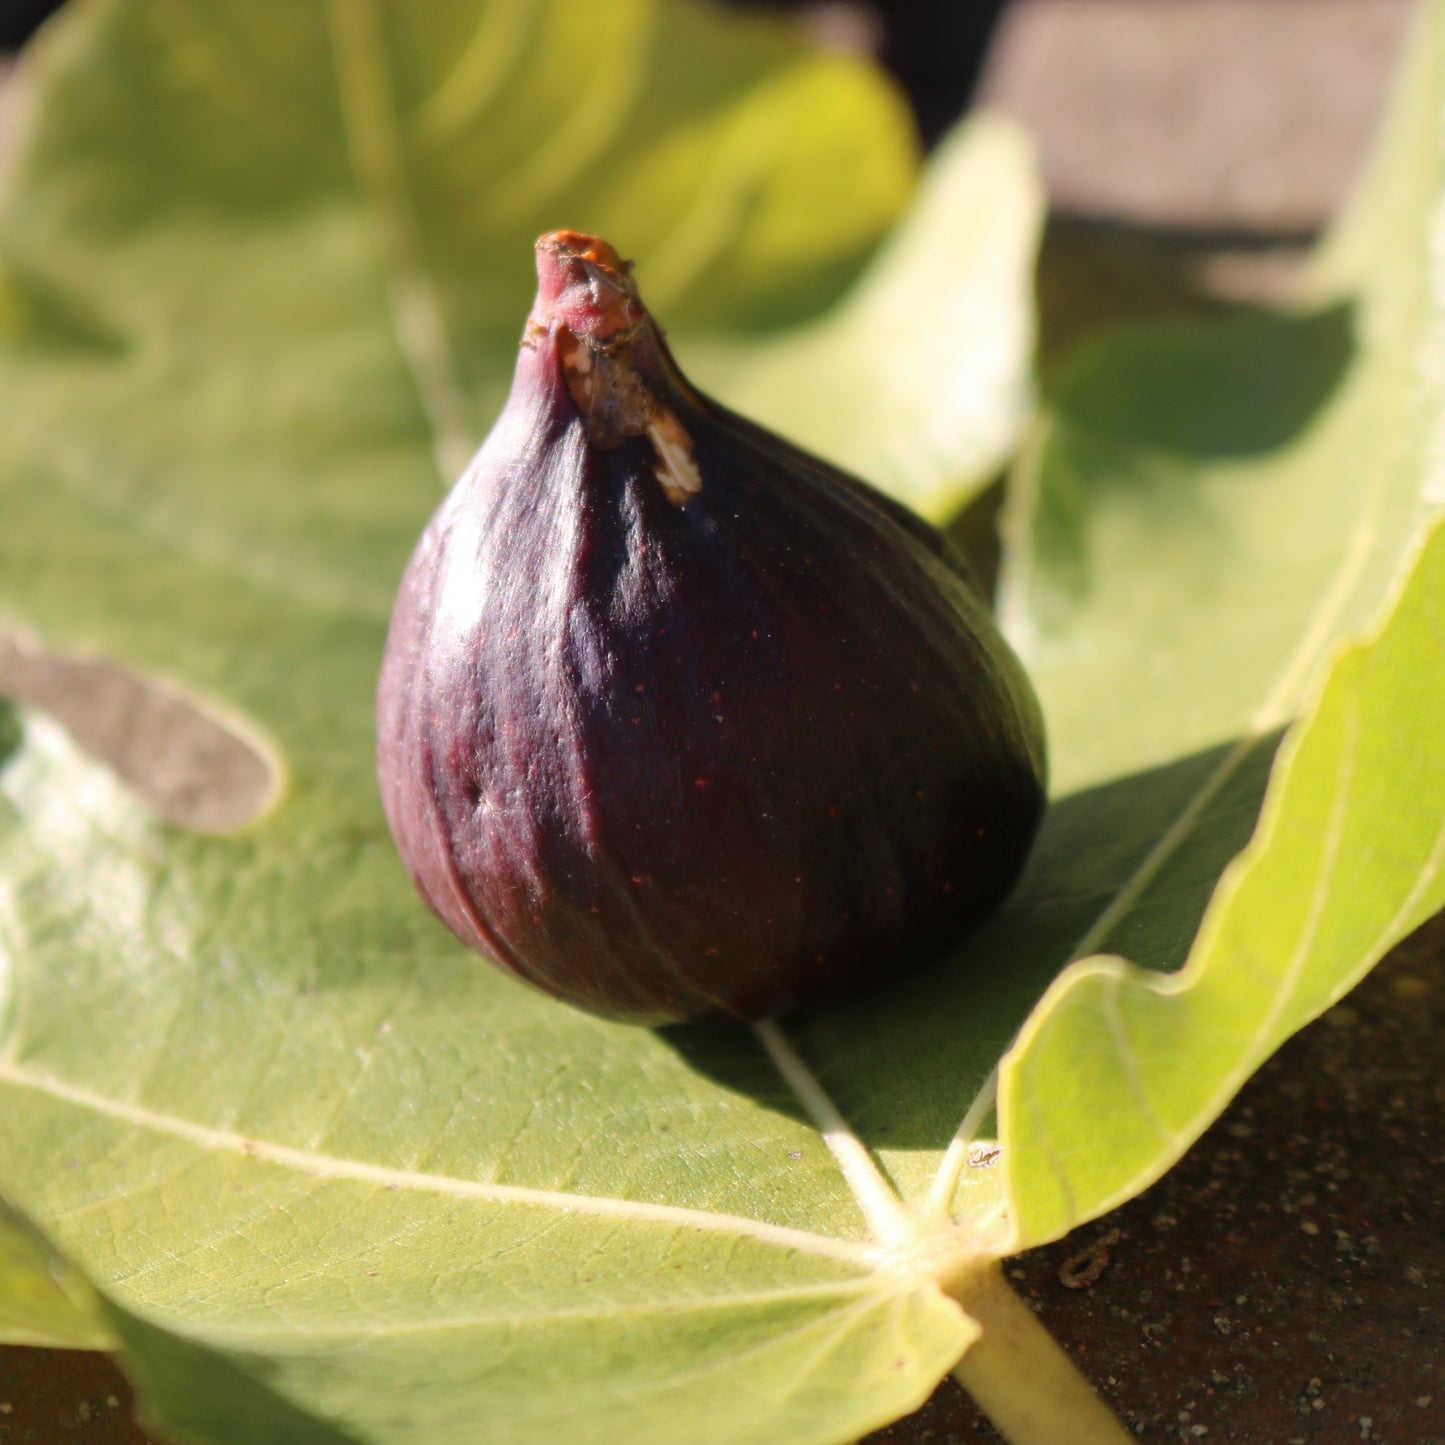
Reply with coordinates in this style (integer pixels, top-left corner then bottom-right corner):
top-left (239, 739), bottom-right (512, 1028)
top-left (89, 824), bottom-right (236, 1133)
top-left (377, 231), bottom-right (1046, 1025)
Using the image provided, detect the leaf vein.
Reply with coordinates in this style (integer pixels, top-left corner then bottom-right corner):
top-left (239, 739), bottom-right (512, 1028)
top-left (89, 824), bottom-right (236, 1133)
top-left (0, 1060), bottom-right (877, 1268)
top-left (752, 1020), bottom-right (912, 1251)
top-left (1102, 971), bottom-right (1168, 1142)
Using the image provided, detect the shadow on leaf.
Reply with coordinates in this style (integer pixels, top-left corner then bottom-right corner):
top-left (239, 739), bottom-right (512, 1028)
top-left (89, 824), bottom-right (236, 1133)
top-left (1051, 300), bottom-right (1353, 460)
top-left (656, 731), bottom-right (1283, 1153)
top-left (108, 1304), bottom-right (365, 1445)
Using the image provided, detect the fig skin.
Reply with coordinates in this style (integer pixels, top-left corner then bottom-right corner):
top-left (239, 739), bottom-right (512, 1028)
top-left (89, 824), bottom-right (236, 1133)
top-left (377, 231), bottom-right (1046, 1025)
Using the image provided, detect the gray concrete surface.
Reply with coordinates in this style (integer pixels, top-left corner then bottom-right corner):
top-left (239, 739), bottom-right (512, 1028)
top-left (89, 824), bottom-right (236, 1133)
top-left (981, 0), bottom-right (1416, 230)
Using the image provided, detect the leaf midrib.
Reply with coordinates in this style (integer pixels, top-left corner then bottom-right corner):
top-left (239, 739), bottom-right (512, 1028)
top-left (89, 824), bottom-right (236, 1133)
top-left (0, 1057), bottom-right (882, 1268)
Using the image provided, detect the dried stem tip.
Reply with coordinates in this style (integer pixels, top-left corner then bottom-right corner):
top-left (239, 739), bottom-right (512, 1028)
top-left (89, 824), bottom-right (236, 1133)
top-left (531, 230), bottom-right (646, 348)
top-left (527, 230), bottom-right (701, 504)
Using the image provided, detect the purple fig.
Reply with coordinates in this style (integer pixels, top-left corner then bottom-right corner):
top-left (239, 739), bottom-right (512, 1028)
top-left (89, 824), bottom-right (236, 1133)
top-left (377, 231), bottom-right (1046, 1024)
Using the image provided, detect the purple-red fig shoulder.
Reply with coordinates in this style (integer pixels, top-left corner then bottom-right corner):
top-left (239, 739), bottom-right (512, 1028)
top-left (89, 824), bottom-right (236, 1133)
top-left (377, 231), bottom-right (1046, 1024)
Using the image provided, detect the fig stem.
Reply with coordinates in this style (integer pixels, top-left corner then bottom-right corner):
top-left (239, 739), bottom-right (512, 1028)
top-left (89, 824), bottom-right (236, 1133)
top-left (948, 1262), bottom-right (1135, 1445)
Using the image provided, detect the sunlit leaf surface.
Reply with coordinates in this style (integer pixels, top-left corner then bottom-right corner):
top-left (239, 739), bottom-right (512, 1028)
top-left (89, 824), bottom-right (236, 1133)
top-left (0, 0), bottom-right (1440, 1441)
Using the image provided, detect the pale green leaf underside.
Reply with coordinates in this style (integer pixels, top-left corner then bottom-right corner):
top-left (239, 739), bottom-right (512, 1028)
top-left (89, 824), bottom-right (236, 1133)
top-left (0, 701), bottom-right (979, 1445)
top-left (1003, 514), bottom-right (1445, 1242)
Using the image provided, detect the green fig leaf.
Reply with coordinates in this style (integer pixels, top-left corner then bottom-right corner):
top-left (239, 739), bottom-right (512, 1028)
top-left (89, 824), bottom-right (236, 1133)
top-left (987, 0), bottom-right (1445, 1245)
top-left (1002, 514), bottom-right (1445, 1243)
top-left (1, 0), bottom-right (1442, 1442)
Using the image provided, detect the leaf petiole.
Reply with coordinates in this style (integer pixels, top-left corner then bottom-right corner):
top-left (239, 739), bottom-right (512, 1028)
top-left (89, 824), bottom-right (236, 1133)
top-left (948, 1262), bottom-right (1134, 1445)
